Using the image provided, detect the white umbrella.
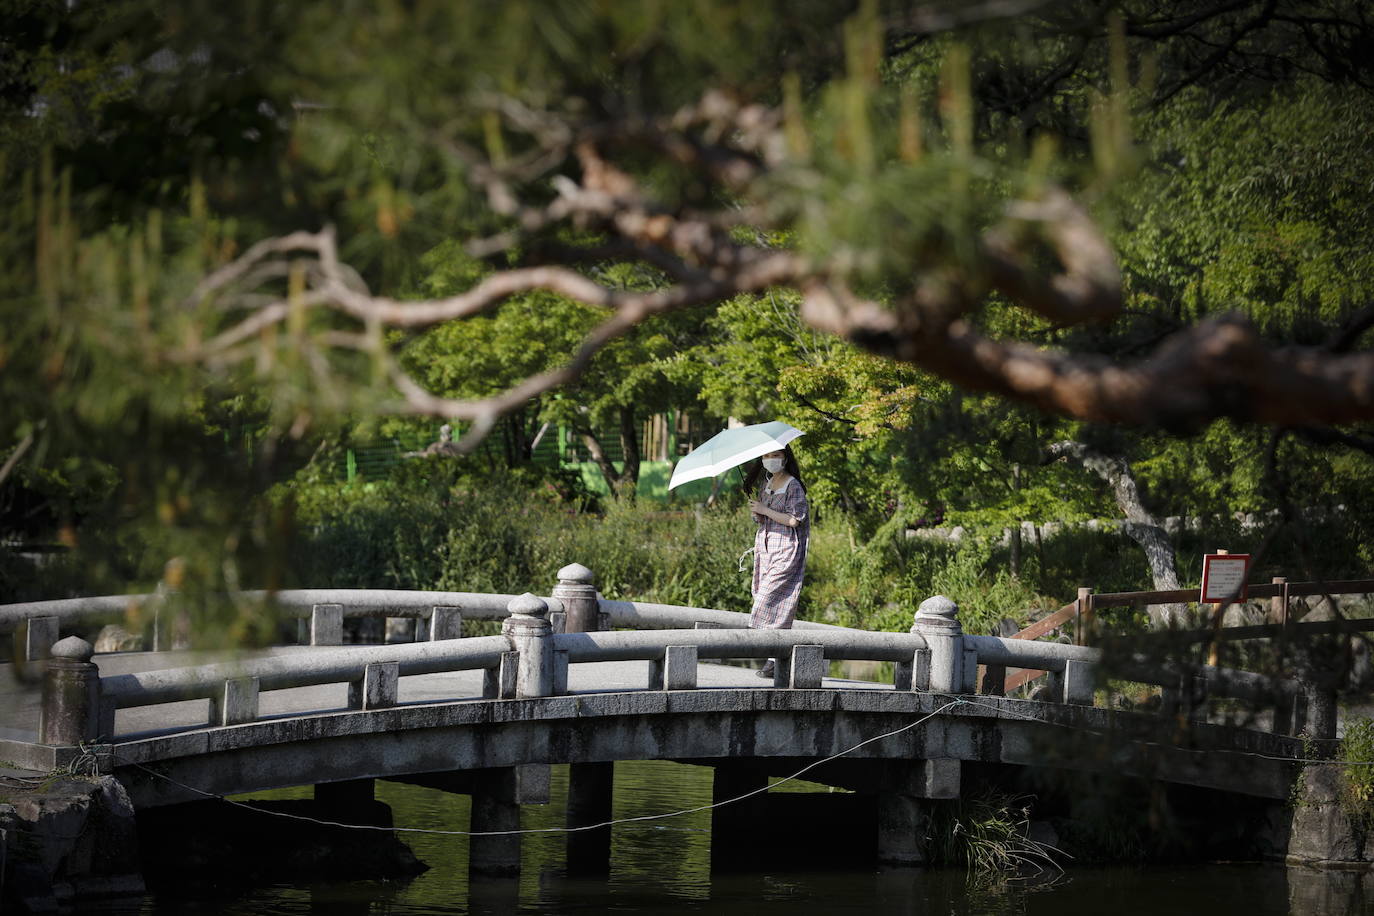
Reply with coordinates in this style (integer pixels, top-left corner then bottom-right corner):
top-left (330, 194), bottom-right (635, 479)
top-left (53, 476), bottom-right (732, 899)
top-left (668, 421), bottom-right (804, 490)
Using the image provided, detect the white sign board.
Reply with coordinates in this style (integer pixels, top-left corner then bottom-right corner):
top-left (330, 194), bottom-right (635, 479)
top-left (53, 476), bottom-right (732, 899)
top-left (1200, 553), bottom-right (1251, 603)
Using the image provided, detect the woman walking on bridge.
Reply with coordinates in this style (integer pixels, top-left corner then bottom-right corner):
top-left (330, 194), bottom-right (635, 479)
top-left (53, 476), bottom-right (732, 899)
top-left (745, 445), bottom-right (809, 679)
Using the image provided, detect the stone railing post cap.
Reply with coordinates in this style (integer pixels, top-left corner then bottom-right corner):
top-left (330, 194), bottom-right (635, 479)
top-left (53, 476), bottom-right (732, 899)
top-left (50, 635), bottom-right (94, 661)
top-left (916, 595), bottom-right (959, 619)
top-left (507, 593), bottom-right (549, 617)
top-left (557, 563), bottom-right (594, 584)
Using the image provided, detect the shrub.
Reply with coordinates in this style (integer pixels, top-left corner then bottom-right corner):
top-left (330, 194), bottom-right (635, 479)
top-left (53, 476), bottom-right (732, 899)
top-left (1339, 717), bottom-right (1374, 831)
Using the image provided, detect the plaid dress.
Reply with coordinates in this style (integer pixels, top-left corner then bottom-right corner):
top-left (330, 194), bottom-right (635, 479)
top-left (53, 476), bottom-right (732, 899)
top-left (750, 476), bottom-right (809, 629)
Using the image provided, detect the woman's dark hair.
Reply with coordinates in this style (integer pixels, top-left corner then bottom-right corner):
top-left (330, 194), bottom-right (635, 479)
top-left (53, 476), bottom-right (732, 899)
top-left (741, 444), bottom-right (806, 493)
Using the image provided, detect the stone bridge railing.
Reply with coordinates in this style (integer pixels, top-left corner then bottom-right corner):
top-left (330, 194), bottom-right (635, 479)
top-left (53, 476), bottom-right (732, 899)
top-left (2, 564), bottom-right (850, 661)
top-left (20, 568), bottom-right (1314, 759)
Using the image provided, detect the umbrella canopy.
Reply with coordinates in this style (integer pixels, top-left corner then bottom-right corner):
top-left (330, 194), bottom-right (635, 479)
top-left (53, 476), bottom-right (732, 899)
top-left (668, 421), bottom-right (804, 490)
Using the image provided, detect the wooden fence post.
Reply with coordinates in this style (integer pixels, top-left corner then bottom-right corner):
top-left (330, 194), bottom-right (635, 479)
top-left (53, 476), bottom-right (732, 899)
top-left (1075, 587), bottom-right (1094, 646)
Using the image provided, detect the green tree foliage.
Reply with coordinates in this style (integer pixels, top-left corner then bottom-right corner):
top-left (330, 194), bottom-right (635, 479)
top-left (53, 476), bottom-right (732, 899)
top-left (5, 0), bottom-right (1374, 637)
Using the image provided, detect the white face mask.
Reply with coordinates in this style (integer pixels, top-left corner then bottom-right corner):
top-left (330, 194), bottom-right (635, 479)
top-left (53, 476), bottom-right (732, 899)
top-left (762, 457), bottom-right (784, 474)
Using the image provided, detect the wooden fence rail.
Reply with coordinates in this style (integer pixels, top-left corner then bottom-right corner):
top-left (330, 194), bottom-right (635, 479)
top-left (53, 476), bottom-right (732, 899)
top-left (1003, 577), bottom-right (1374, 695)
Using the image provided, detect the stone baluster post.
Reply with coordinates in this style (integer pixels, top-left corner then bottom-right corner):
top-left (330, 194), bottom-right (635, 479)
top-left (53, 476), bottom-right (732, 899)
top-left (430, 606), bottom-right (463, 641)
top-left (911, 595), bottom-right (964, 694)
top-left (552, 563), bottom-right (600, 633)
top-left (503, 593), bottom-right (554, 698)
top-left (24, 616), bottom-right (59, 662)
top-left (39, 636), bottom-right (101, 745)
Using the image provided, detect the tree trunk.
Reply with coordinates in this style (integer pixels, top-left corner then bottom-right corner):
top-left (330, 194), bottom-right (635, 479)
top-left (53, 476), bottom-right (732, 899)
top-left (495, 408), bottom-right (535, 468)
top-left (579, 428), bottom-right (622, 500)
top-left (1047, 441), bottom-right (1187, 628)
top-left (1009, 525), bottom-right (1022, 579)
top-left (1009, 463), bottom-right (1022, 579)
top-left (614, 405), bottom-right (641, 502)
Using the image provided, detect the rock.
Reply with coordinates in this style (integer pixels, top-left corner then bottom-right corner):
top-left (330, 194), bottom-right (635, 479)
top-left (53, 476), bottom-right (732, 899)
top-left (1, 776), bottom-right (144, 913)
top-left (1302, 597), bottom-right (1340, 623)
top-left (385, 618), bottom-right (418, 643)
top-left (1221, 601), bottom-right (1267, 627)
top-left (92, 625), bottom-right (143, 654)
top-left (1286, 765), bottom-right (1368, 865)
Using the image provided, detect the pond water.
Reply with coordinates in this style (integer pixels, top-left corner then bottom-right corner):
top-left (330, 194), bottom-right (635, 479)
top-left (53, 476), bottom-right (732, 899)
top-left (81, 760), bottom-right (1372, 915)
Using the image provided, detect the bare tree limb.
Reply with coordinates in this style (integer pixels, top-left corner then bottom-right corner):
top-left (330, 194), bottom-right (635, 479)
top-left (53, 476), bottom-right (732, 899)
top-left (179, 84), bottom-right (1374, 449)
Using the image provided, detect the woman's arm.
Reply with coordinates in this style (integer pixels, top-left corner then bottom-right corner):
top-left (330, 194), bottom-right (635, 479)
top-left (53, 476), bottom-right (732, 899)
top-left (783, 483), bottom-right (808, 527)
top-left (747, 499), bottom-right (801, 528)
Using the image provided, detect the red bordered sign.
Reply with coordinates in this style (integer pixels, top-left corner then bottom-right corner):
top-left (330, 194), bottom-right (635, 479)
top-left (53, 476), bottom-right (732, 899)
top-left (1200, 553), bottom-right (1251, 604)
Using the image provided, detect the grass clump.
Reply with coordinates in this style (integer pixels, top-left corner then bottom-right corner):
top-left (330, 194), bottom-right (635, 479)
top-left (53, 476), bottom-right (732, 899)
top-left (1339, 717), bottom-right (1374, 831)
top-left (930, 789), bottom-right (1067, 884)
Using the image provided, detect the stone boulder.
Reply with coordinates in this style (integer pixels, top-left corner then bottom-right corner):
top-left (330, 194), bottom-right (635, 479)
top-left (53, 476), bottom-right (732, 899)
top-left (1, 775), bottom-right (145, 913)
top-left (1287, 763), bottom-right (1370, 866)
top-left (92, 625), bottom-right (143, 654)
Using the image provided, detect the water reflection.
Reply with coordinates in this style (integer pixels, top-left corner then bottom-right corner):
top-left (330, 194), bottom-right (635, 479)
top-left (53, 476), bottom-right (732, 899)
top-left (92, 759), bottom-right (1374, 914)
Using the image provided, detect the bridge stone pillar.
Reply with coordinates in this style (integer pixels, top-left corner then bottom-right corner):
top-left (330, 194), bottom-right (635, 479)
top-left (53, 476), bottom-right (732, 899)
top-left (553, 563), bottom-right (601, 633)
top-left (566, 761), bottom-right (614, 874)
top-left (39, 636), bottom-right (101, 745)
top-left (503, 593), bottom-right (554, 698)
top-left (710, 763), bottom-right (769, 870)
top-left (469, 768), bottom-right (522, 878)
top-left (877, 792), bottom-right (932, 866)
top-left (911, 596), bottom-right (964, 694)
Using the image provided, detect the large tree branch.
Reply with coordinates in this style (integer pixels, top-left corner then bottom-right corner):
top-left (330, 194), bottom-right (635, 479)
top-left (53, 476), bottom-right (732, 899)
top-left (816, 307), bottom-right (1374, 429)
top-left (982, 188), bottom-right (1123, 325)
top-left (182, 84), bottom-right (1374, 448)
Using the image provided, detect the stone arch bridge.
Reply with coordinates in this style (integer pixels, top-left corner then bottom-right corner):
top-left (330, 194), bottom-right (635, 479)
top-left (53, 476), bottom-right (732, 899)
top-left (0, 564), bottom-right (1332, 893)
